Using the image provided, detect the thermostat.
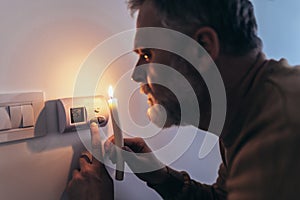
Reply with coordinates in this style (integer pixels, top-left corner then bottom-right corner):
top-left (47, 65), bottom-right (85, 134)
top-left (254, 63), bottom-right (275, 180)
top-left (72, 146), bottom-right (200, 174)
top-left (57, 96), bottom-right (109, 133)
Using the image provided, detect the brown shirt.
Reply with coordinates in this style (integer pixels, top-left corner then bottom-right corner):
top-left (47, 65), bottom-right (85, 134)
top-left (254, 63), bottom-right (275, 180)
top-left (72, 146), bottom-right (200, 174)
top-left (148, 55), bottom-right (300, 199)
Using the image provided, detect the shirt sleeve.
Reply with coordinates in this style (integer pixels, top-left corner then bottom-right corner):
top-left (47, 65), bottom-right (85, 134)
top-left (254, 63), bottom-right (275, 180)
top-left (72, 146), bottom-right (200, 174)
top-left (147, 164), bottom-right (228, 200)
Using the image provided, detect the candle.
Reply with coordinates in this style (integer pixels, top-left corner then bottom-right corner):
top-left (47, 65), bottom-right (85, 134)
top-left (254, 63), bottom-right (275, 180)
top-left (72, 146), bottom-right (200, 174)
top-left (108, 85), bottom-right (124, 181)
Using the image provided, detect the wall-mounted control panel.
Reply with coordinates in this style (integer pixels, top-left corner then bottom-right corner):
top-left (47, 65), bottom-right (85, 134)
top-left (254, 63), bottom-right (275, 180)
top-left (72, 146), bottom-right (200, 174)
top-left (57, 96), bottom-right (109, 133)
top-left (0, 92), bottom-right (46, 144)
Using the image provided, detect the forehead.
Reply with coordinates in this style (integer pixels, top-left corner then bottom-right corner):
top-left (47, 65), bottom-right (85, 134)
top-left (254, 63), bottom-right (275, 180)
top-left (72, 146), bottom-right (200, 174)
top-left (136, 1), bottom-right (163, 28)
top-left (134, 1), bottom-right (164, 50)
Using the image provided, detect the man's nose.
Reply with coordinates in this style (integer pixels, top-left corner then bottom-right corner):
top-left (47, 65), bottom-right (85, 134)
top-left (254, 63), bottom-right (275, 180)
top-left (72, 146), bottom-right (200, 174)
top-left (131, 65), bottom-right (147, 83)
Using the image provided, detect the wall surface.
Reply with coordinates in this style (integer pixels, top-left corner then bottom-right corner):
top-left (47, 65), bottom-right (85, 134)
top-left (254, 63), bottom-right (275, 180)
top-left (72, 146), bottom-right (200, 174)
top-left (0, 0), bottom-right (299, 200)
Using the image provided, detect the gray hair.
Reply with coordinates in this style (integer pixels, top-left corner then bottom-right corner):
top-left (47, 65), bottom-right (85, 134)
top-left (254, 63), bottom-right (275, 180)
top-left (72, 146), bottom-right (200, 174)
top-left (127, 0), bottom-right (262, 55)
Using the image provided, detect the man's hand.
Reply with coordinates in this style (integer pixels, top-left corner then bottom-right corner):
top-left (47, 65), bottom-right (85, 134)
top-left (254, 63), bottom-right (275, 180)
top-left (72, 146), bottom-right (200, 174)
top-left (67, 151), bottom-right (114, 200)
top-left (105, 137), bottom-right (170, 185)
top-left (67, 121), bottom-right (113, 200)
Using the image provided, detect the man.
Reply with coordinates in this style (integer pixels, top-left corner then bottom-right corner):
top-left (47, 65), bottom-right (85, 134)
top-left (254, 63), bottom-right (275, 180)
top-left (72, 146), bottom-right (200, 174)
top-left (67, 0), bottom-right (300, 199)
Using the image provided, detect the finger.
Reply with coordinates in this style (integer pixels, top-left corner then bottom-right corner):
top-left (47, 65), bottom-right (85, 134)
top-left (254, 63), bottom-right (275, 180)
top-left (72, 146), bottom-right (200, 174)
top-left (107, 144), bottom-right (117, 164)
top-left (89, 124), bottom-right (112, 176)
top-left (120, 146), bottom-right (141, 168)
top-left (89, 154), bottom-right (112, 178)
top-left (80, 150), bottom-right (92, 162)
top-left (90, 122), bottom-right (101, 148)
top-left (91, 153), bottom-right (103, 168)
top-left (104, 135), bottom-right (115, 152)
top-left (123, 137), bottom-right (139, 146)
top-left (72, 169), bottom-right (82, 180)
top-left (104, 136), bottom-right (117, 164)
top-left (123, 137), bottom-right (149, 153)
top-left (89, 122), bottom-right (103, 162)
top-left (122, 146), bottom-right (164, 174)
top-left (67, 170), bottom-right (84, 196)
top-left (79, 156), bottom-right (91, 170)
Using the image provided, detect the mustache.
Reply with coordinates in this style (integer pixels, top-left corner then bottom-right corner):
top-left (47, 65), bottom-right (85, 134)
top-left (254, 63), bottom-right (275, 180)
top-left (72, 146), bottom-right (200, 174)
top-left (140, 83), bottom-right (152, 95)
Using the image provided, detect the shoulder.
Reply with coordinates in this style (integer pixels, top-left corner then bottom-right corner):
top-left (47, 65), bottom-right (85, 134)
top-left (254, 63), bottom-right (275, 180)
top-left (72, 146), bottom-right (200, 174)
top-left (265, 59), bottom-right (300, 127)
top-left (226, 59), bottom-right (300, 199)
top-left (234, 58), bottom-right (300, 153)
top-left (242, 58), bottom-right (300, 135)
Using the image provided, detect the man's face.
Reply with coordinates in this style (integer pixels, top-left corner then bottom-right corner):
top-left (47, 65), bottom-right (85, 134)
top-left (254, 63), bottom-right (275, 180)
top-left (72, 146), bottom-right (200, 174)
top-left (131, 1), bottom-right (207, 128)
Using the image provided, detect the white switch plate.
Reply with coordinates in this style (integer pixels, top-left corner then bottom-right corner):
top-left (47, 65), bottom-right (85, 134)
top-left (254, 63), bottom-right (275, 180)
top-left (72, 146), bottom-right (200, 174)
top-left (0, 92), bottom-right (46, 144)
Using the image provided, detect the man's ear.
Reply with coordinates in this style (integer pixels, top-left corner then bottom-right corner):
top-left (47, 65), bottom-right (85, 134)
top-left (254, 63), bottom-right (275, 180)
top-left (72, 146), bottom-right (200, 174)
top-left (194, 27), bottom-right (220, 60)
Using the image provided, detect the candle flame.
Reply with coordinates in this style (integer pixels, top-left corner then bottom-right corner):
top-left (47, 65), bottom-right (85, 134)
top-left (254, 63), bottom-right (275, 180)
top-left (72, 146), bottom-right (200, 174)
top-left (108, 85), bottom-right (114, 98)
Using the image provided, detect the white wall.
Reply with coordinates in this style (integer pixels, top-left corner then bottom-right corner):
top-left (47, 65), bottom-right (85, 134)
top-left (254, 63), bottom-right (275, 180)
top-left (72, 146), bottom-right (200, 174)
top-left (0, 0), bottom-right (299, 200)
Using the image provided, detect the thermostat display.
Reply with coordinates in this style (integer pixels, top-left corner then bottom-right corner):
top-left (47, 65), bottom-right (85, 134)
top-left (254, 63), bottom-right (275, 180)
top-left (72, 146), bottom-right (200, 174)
top-left (70, 107), bottom-right (86, 124)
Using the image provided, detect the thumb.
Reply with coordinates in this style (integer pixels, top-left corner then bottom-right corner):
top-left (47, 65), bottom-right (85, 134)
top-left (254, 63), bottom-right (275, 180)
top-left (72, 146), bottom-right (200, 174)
top-left (123, 137), bottom-right (151, 153)
top-left (121, 146), bottom-right (164, 174)
top-left (121, 146), bottom-right (143, 172)
top-left (121, 146), bottom-right (140, 165)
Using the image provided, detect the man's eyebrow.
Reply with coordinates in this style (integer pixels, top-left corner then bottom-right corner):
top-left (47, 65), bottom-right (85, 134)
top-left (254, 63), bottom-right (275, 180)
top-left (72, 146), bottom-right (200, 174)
top-left (133, 49), bottom-right (140, 54)
top-left (133, 48), bottom-right (152, 54)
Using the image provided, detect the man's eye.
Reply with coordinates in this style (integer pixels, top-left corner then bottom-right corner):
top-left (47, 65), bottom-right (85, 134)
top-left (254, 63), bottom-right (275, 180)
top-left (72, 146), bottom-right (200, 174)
top-left (141, 53), bottom-right (151, 62)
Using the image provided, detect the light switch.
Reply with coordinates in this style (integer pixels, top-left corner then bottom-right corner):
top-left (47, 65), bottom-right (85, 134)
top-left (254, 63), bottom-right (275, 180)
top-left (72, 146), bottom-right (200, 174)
top-left (0, 107), bottom-right (12, 131)
top-left (21, 105), bottom-right (34, 127)
top-left (9, 106), bottom-right (22, 129)
top-left (0, 92), bottom-right (45, 144)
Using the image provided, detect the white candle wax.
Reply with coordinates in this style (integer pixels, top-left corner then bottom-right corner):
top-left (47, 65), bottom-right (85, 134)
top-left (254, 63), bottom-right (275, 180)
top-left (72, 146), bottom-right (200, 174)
top-left (108, 87), bottom-right (124, 181)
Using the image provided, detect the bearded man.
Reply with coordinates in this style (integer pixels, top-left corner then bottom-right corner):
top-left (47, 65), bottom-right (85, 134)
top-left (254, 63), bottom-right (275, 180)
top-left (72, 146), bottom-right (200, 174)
top-left (67, 1), bottom-right (300, 199)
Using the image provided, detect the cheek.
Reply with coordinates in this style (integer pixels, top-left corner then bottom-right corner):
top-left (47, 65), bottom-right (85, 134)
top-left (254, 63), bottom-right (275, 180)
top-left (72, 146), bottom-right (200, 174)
top-left (145, 73), bottom-right (173, 102)
top-left (146, 66), bottom-right (160, 91)
top-left (146, 56), bottom-right (191, 102)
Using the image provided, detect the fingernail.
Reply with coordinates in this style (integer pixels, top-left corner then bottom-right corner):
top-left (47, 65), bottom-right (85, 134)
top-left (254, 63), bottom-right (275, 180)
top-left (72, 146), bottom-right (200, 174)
top-left (104, 142), bottom-right (112, 152)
